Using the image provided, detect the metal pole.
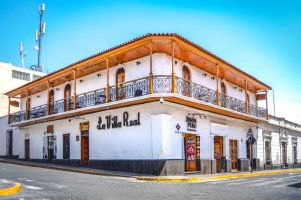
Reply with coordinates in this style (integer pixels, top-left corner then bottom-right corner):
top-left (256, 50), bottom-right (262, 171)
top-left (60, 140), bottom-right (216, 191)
top-left (37, 9), bottom-right (43, 71)
top-left (250, 136), bottom-right (253, 173)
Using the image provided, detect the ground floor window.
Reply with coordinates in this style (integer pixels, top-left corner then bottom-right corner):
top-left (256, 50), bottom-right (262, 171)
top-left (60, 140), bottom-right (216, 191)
top-left (265, 140), bottom-right (272, 165)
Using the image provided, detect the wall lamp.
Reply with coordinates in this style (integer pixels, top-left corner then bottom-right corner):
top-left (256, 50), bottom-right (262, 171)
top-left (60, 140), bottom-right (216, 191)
top-left (97, 73), bottom-right (101, 77)
top-left (79, 79), bottom-right (84, 83)
top-left (136, 61), bottom-right (141, 66)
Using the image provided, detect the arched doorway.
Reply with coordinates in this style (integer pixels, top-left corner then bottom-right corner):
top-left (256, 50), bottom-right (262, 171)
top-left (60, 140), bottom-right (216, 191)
top-left (220, 82), bottom-right (227, 107)
top-left (64, 84), bottom-right (71, 111)
top-left (48, 90), bottom-right (54, 114)
top-left (26, 97), bottom-right (31, 120)
top-left (116, 68), bottom-right (125, 100)
top-left (182, 65), bottom-right (191, 97)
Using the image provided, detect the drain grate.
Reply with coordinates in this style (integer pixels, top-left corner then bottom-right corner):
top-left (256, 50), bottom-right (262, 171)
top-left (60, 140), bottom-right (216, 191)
top-left (288, 182), bottom-right (301, 188)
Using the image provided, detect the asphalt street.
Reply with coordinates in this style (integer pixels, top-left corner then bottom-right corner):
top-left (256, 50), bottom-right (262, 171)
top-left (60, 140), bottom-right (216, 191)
top-left (0, 162), bottom-right (300, 200)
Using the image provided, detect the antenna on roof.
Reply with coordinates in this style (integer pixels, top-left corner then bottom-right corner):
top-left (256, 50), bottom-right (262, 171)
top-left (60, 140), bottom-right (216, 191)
top-left (32, 3), bottom-right (46, 72)
top-left (19, 42), bottom-right (26, 68)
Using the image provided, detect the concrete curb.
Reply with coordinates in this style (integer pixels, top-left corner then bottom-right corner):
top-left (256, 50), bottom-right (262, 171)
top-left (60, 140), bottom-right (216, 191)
top-left (0, 182), bottom-right (22, 196)
top-left (0, 160), bottom-right (133, 178)
top-left (136, 169), bottom-right (301, 182)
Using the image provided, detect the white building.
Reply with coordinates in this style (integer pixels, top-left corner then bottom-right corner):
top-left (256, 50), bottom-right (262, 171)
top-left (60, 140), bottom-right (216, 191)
top-left (0, 62), bottom-right (45, 158)
top-left (5, 34), bottom-right (300, 175)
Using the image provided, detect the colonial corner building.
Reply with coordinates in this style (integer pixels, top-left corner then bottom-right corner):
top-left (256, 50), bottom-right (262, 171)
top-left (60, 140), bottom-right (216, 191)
top-left (4, 34), bottom-right (301, 175)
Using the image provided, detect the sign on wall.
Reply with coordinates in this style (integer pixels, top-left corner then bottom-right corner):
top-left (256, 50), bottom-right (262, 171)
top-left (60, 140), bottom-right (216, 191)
top-left (46, 125), bottom-right (54, 134)
top-left (97, 112), bottom-right (140, 130)
top-left (80, 122), bottom-right (89, 131)
top-left (186, 115), bottom-right (197, 132)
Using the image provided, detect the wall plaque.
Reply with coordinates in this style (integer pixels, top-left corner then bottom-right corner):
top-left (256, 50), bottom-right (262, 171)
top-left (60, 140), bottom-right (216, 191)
top-left (186, 116), bottom-right (197, 132)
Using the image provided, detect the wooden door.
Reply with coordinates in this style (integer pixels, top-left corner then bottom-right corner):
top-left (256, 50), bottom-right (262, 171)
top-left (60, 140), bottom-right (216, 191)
top-left (47, 136), bottom-right (54, 162)
top-left (184, 134), bottom-right (197, 171)
top-left (182, 65), bottom-right (191, 97)
top-left (25, 139), bottom-right (30, 160)
top-left (63, 134), bottom-right (70, 159)
top-left (116, 68), bottom-right (125, 100)
top-left (229, 140), bottom-right (238, 170)
top-left (48, 90), bottom-right (54, 114)
top-left (64, 84), bottom-right (71, 111)
top-left (26, 98), bottom-right (31, 120)
top-left (81, 135), bottom-right (89, 166)
top-left (214, 136), bottom-right (223, 173)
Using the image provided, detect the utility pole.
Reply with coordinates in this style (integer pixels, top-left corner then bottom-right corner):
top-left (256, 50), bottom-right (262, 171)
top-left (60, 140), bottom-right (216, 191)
top-left (19, 42), bottom-right (26, 68)
top-left (34, 3), bottom-right (46, 72)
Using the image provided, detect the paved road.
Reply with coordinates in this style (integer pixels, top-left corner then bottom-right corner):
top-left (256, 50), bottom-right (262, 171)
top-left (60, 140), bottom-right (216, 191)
top-left (0, 162), bottom-right (300, 200)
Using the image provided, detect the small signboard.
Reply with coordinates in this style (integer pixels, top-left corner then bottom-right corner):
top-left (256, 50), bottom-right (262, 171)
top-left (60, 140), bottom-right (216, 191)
top-left (80, 122), bottom-right (89, 131)
top-left (186, 115), bottom-right (197, 132)
top-left (46, 125), bottom-right (54, 134)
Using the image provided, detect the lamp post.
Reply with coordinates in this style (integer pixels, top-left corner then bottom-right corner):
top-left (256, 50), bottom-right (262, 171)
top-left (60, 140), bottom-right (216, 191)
top-left (247, 128), bottom-right (254, 173)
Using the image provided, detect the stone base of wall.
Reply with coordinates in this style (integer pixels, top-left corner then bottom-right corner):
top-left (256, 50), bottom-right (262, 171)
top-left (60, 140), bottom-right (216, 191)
top-left (88, 159), bottom-right (185, 176)
top-left (238, 159), bottom-right (250, 172)
top-left (200, 159), bottom-right (216, 174)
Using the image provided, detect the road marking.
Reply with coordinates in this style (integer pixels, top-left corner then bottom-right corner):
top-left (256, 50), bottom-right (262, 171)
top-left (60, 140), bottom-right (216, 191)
top-left (203, 179), bottom-right (248, 184)
top-left (23, 185), bottom-right (43, 190)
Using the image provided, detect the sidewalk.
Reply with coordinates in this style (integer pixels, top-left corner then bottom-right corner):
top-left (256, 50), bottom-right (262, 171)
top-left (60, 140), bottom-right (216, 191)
top-left (1, 158), bottom-right (301, 183)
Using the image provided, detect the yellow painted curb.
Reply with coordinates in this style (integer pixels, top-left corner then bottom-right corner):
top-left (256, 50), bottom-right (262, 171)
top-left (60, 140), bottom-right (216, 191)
top-left (0, 182), bottom-right (22, 196)
top-left (136, 169), bottom-right (301, 183)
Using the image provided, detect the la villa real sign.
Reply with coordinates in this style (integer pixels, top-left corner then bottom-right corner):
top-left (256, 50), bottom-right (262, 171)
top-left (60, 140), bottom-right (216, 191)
top-left (97, 111), bottom-right (141, 130)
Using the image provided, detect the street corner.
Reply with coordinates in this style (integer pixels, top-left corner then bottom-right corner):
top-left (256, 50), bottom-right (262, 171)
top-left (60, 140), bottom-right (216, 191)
top-left (0, 179), bottom-right (22, 196)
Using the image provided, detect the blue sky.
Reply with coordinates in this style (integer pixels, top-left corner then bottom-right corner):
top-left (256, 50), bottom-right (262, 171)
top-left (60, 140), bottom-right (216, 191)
top-left (0, 0), bottom-right (300, 122)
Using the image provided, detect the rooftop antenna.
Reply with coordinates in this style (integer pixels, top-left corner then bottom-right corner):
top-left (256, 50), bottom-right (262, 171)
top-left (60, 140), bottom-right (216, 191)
top-left (33, 3), bottom-right (46, 72)
top-left (19, 42), bottom-right (26, 68)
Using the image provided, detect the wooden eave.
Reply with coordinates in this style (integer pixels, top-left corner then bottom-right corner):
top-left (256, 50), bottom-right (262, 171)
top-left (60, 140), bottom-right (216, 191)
top-left (5, 33), bottom-right (271, 98)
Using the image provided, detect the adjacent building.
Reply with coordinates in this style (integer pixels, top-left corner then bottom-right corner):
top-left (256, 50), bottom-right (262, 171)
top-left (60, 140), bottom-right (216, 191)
top-left (0, 62), bottom-right (45, 158)
top-left (4, 33), bottom-right (301, 175)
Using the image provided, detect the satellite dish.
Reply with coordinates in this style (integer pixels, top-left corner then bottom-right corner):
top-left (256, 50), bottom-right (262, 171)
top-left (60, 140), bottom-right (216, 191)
top-left (34, 45), bottom-right (39, 51)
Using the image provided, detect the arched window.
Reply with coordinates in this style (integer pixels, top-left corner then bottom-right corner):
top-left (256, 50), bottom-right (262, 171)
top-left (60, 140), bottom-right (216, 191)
top-left (64, 84), bottom-right (71, 111)
top-left (48, 90), bottom-right (54, 114)
top-left (26, 97), bottom-right (31, 120)
top-left (221, 82), bottom-right (227, 95)
top-left (116, 68), bottom-right (125, 100)
top-left (182, 65), bottom-right (191, 81)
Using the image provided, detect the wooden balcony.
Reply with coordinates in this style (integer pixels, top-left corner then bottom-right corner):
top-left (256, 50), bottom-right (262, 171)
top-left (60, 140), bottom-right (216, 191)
top-left (9, 75), bottom-right (267, 125)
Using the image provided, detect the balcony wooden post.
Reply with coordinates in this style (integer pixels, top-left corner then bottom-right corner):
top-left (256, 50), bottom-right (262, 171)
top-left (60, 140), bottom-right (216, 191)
top-left (149, 42), bottom-right (153, 94)
top-left (245, 80), bottom-right (249, 114)
top-left (73, 70), bottom-right (77, 109)
top-left (105, 58), bottom-right (110, 102)
top-left (216, 64), bottom-right (221, 106)
top-left (8, 97), bottom-right (11, 124)
top-left (171, 41), bottom-right (176, 93)
top-left (265, 91), bottom-right (269, 120)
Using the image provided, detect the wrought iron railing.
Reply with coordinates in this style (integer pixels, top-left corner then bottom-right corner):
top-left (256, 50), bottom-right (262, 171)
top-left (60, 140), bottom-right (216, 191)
top-left (77, 89), bottom-right (106, 109)
top-left (109, 77), bottom-right (149, 102)
top-left (176, 77), bottom-right (217, 105)
top-left (220, 94), bottom-right (246, 114)
top-left (153, 75), bottom-right (172, 93)
top-left (29, 104), bottom-right (47, 119)
top-left (9, 75), bottom-right (267, 124)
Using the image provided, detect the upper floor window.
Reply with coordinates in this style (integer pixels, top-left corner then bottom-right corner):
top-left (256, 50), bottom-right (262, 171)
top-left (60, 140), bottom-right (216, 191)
top-left (48, 90), bottom-right (54, 114)
top-left (32, 75), bottom-right (42, 81)
top-left (26, 97), bottom-right (31, 119)
top-left (221, 82), bottom-right (227, 95)
top-left (12, 70), bottom-right (30, 81)
top-left (182, 65), bottom-right (191, 81)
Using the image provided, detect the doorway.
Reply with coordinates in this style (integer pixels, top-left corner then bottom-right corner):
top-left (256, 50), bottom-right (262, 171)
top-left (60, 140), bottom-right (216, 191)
top-left (282, 142), bottom-right (287, 166)
top-left (116, 68), bottom-right (125, 100)
top-left (24, 139), bottom-right (30, 160)
top-left (47, 136), bottom-right (55, 162)
top-left (6, 130), bottom-right (13, 157)
top-left (229, 139), bottom-right (238, 170)
top-left (214, 136), bottom-right (223, 173)
top-left (184, 134), bottom-right (197, 172)
top-left (81, 131), bottom-right (89, 166)
top-left (63, 134), bottom-right (70, 159)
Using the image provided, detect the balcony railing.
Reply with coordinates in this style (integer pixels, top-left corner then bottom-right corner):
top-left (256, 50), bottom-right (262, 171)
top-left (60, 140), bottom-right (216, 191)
top-left (9, 75), bottom-right (267, 124)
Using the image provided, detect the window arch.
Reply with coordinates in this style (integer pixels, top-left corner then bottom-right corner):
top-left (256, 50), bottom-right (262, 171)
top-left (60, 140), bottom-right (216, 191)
top-left (64, 84), bottom-right (71, 111)
top-left (48, 89), bottom-right (54, 114)
top-left (116, 68), bottom-right (125, 100)
top-left (182, 65), bottom-right (191, 81)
